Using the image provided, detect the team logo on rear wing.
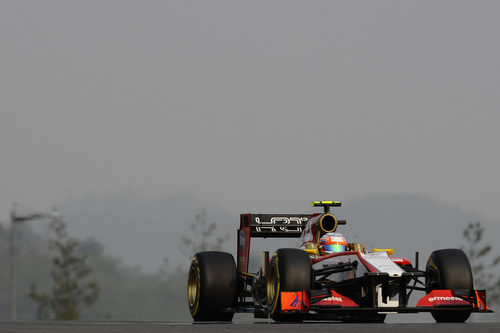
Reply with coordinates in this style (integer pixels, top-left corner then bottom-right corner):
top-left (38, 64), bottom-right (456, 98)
top-left (254, 216), bottom-right (309, 233)
top-left (249, 214), bottom-right (312, 237)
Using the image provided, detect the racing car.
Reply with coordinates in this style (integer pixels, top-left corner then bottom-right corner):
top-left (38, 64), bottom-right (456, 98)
top-left (187, 201), bottom-right (492, 322)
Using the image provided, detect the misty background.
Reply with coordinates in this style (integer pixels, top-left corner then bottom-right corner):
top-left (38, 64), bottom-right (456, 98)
top-left (1, 0), bottom-right (499, 321)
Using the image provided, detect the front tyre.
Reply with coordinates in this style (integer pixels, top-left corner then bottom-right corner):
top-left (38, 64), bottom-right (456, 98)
top-left (267, 248), bottom-right (312, 322)
top-left (188, 251), bottom-right (237, 321)
top-left (425, 248), bottom-right (473, 323)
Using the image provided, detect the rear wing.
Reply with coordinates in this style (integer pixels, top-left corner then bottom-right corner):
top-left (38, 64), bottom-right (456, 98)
top-left (243, 213), bottom-right (313, 238)
top-left (237, 213), bottom-right (313, 273)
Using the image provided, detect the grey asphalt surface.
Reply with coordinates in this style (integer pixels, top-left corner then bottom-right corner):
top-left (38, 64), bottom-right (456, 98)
top-left (0, 322), bottom-right (499, 333)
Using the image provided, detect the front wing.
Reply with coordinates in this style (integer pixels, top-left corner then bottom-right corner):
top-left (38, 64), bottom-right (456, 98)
top-left (280, 289), bottom-right (491, 315)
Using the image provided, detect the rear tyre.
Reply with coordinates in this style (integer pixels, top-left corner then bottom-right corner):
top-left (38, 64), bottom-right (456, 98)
top-left (425, 248), bottom-right (473, 323)
top-left (187, 251), bottom-right (237, 321)
top-left (266, 248), bottom-right (312, 322)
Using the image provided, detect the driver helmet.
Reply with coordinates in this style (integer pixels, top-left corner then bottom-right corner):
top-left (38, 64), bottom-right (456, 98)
top-left (320, 232), bottom-right (348, 254)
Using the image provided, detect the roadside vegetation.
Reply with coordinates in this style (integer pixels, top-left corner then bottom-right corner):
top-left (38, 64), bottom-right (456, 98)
top-left (0, 209), bottom-right (227, 321)
top-left (461, 222), bottom-right (500, 306)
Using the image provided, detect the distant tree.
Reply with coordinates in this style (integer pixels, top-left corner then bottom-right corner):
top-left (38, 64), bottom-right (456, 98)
top-left (179, 209), bottom-right (230, 256)
top-left (152, 210), bottom-right (231, 321)
top-left (462, 222), bottom-right (500, 305)
top-left (29, 212), bottom-right (99, 320)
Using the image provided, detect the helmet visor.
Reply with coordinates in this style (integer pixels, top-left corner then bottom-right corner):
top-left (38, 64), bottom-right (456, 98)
top-left (323, 243), bottom-right (346, 253)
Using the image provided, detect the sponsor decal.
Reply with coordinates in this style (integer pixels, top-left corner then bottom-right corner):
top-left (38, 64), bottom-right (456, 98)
top-left (316, 291), bottom-right (359, 307)
top-left (428, 296), bottom-right (463, 302)
top-left (322, 296), bottom-right (343, 302)
top-left (417, 290), bottom-right (470, 307)
top-left (239, 230), bottom-right (246, 249)
top-left (281, 292), bottom-right (304, 311)
top-left (253, 216), bottom-right (307, 233)
top-left (290, 295), bottom-right (300, 307)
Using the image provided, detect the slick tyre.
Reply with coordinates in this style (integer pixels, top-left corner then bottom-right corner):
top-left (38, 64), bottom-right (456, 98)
top-left (425, 248), bottom-right (473, 323)
top-left (187, 251), bottom-right (237, 321)
top-left (266, 248), bottom-right (312, 322)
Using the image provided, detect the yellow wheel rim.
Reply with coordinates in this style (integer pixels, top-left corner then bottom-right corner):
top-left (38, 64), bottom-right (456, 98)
top-left (267, 262), bottom-right (279, 311)
top-left (188, 265), bottom-right (199, 308)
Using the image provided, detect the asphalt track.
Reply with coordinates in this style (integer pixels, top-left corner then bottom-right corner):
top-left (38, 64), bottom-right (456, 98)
top-left (1, 321), bottom-right (500, 333)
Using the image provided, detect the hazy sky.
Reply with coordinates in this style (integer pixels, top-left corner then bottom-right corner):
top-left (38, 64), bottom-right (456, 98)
top-left (2, 1), bottom-right (500, 223)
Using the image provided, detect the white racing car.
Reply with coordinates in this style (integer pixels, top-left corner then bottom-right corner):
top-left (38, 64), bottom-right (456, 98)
top-left (188, 201), bottom-right (492, 322)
